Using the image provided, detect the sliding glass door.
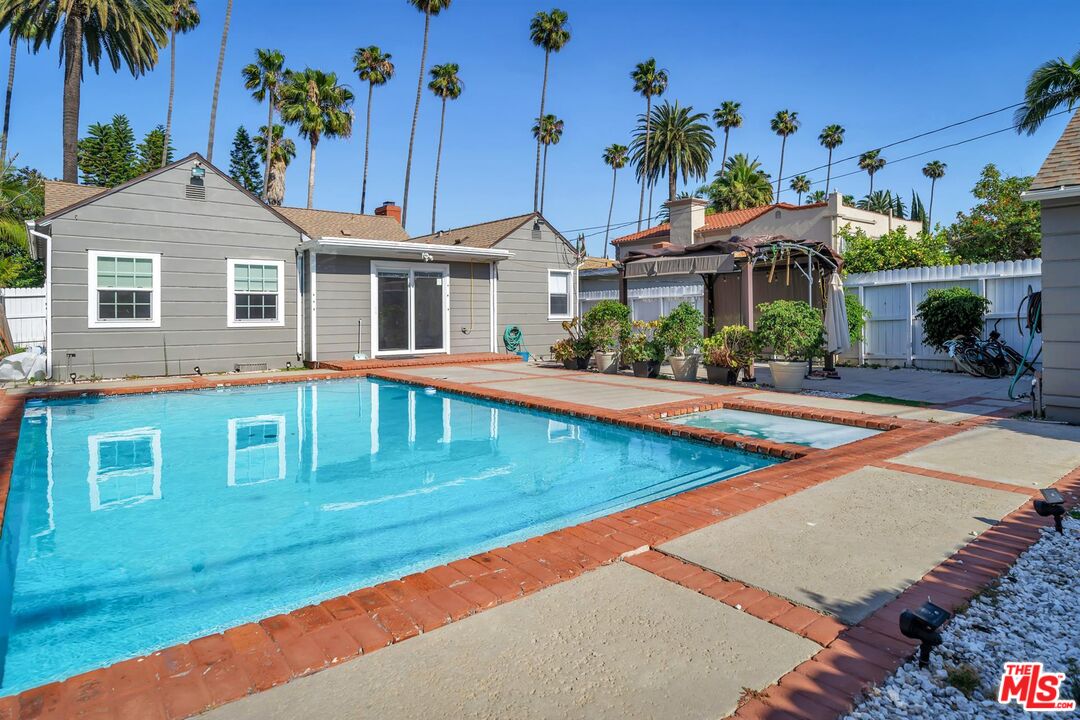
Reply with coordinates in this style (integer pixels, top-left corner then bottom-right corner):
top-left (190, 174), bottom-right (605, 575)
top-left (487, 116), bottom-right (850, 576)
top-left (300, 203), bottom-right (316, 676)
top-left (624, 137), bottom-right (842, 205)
top-left (373, 263), bottom-right (449, 355)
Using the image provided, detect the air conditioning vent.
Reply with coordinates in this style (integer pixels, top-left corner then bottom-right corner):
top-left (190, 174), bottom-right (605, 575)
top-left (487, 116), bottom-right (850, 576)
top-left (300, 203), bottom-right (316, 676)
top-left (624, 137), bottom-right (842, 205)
top-left (185, 183), bottom-right (206, 201)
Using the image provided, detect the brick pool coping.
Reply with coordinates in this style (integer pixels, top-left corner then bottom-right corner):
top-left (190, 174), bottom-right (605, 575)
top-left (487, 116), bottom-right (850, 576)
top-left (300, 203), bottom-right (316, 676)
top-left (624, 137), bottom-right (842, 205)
top-left (0, 360), bottom-right (1067, 720)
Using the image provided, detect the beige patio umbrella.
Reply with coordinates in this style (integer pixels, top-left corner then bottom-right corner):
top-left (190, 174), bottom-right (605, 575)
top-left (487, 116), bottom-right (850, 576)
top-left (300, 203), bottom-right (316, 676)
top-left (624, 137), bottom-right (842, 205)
top-left (824, 272), bottom-right (851, 355)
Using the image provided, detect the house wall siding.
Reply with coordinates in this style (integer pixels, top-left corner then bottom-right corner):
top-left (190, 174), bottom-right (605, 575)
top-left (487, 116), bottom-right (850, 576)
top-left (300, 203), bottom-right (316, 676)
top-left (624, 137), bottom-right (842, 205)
top-left (47, 159), bottom-right (301, 380)
top-left (1039, 199), bottom-right (1080, 422)
top-left (495, 221), bottom-right (578, 357)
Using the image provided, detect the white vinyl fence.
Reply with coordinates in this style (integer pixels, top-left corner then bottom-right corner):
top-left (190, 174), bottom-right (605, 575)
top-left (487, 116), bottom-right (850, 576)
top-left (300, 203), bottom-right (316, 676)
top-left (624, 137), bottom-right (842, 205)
top-left (841, 260), bottom-right (1041, 370)
top-left (0, 287), bottom-right (47, 348)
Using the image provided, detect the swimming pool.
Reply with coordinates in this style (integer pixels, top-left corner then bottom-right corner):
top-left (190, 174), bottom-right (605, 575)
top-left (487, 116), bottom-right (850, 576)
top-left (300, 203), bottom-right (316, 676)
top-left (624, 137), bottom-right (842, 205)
top-left (668, 408), bottom-right (881, 449)
top-left (0, 378), bottom-right (777, 694)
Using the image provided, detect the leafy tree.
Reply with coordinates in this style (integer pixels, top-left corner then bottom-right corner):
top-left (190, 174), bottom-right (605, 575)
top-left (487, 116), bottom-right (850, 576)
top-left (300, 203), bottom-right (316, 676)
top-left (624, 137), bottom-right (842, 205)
top-left (136, 124), bottom-right (173, 174)
top-left (1016, 49), bottom-right (1080, 135)
top-left (354, 45), bottom-right (394, 213)
top-left (253, 124), bottom-right (295, 206)
top-left (428, 61), bottom-right (462, 233)
top-left (790, 174), bottom-right (810, 204)
top-left (712, 100), bottom-right (742, 182)
top-left (909, 190), bottom-right (927, 229)
top-left (839, 225), bottom-right (952, 274)
top-left (922, 160), bottom-right (946, 227)
top-left (529, 8), bottom-right (570, 213)
top-left (631, 100), bottom-right (714, 203)
top-left (818, 124), bottom-right (844, 194)
top-left (0, 159), bottom-right (43, 286)
top-left (916, 287), bottom-right (991, 351)
top-left (279, 68), bottom-right (354, 208)
top-left (601, 142), bottom-right (629, 258)
top-left (161, 0), bottom-right (200, 167)
top-left (631, 58), bottom-right (668, 229)
top-left (858, 190), bottom-right (904, 217)
top-left (242, 48), bottom-right (286, 202)
top-left (228, 126), bottom-right (261, 193)
top-left (0, 0), bottom-right (170, 182)
top-left (947, 164), bottom-right (1041, 261)
top-left (532, 113), bottom-right (563, 214)
top-left (704, 153), bottom-right (772, 211)
top-left (807, 189), bottom-right (826, 204)
top-left (78, 114), bottom-right (138, 187)
top-left (770, 109), bottom-right (799, 198)
top-left (858, 149), bottom-right (886, 196)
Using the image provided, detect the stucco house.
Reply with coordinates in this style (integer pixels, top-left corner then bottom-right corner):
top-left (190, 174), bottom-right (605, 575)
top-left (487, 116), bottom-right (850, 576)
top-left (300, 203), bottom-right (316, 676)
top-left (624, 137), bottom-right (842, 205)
top-left (26, 153), bottom-right (577, 380)
top-left (1021, 110), bottom-right (1080, 423)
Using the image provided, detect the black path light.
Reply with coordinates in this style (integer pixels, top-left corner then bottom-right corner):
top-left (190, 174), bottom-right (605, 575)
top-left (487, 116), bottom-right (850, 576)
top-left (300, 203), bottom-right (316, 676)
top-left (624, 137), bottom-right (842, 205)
top-left (1033, 488), bottom-right (1066, 534)
top-left (899, 600), bottom-right (951, 669)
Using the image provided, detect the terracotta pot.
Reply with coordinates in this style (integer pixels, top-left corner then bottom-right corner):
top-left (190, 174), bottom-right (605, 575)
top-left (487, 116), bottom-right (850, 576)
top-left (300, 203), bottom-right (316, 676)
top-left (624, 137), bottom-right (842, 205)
top-left (769, 360), bottom-right (806, 392)
top-left (668, 354), bottom-right (699, 382)
top-left (705, 365), bottom-right (740, 385)
top-left (593, 350), bottom-right (619, 374)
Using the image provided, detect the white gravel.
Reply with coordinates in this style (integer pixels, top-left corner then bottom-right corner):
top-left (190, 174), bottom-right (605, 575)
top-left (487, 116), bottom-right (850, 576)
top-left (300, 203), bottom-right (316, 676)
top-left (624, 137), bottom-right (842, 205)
top-left (845, 515), bottom-right (1080, 719)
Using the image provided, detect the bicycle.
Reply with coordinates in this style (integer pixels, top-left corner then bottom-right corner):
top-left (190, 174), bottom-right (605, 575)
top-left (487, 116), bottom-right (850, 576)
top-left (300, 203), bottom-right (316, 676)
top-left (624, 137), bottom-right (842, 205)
top-left (943, 319), bottom-right (1033, 379)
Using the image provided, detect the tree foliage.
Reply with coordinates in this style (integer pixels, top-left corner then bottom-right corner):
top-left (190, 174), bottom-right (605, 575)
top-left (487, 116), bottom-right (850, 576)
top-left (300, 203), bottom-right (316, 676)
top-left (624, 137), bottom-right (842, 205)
top-left (946, 164), bottom-right (1041, 262)
top-left (839, 225), bottom-right (952, 274)
top-left (228, 126), bottom-right (262, 193)
top-left (136, 124), bottom-right (174, 173)
top-left (0, 159), bottom-right (44, 286)
top-left (78, 115), bottom-right (172, 187)
top-left (703, 153), bottom-right (772, 211)
top-left (915, 287), bottom-right (991, 351)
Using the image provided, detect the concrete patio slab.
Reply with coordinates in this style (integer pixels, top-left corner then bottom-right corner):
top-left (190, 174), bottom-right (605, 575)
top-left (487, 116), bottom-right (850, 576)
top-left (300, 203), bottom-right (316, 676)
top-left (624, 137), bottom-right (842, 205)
top-left (473, 376), bottom-right (702, 410)
top-left (891, 419), bottom-right (1080, 488)
top-left (661, 466), bottom-right (1025, 624)
top-left (738, 391), bottom-right (977, 423)
top-left (201, 563), bottom-right (818, 720)
top-left (392, 364), bottom-right (535, 384)
top-left (569, 372), bottom-right (745, 395)
top-left (752, 365), bottom-right (1016, 404)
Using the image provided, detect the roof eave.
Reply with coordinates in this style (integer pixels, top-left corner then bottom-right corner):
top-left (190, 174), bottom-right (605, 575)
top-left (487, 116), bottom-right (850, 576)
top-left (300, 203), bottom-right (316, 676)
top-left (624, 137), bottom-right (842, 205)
top-left (301, 237), bottom-right (513, 260)
top-left (1021, 185), bottom-right (1080, 202)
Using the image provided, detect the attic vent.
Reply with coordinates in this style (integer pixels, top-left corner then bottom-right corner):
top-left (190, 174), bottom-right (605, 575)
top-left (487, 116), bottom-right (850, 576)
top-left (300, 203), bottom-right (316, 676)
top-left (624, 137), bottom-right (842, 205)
top-left (186, 183), bottom-right (206, 201)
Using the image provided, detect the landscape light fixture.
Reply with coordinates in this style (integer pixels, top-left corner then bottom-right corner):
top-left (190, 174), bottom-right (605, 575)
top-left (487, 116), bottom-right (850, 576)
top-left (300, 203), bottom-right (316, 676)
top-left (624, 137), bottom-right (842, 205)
top-left (194, 366), bottom-right (201, 376)
top-left (285, 362), bottom-right (292, 370)
top-left (1033, 488), bottom-right (1066, 534)
top-left (69, 372), bottom-right (76, 384)
top-left (899, 600), bottom-right (950, 669)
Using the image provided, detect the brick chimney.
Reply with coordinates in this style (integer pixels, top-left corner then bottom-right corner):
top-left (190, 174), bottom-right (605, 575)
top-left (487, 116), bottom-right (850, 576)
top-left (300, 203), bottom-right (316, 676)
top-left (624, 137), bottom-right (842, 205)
top-left (374, 200), bottom-right (401, 224)
top-left (665, 197), bottom-right (708, 247)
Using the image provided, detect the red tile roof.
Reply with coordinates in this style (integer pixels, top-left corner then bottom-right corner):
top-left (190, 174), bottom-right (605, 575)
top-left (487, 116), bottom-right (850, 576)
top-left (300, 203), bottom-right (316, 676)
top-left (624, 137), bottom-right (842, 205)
top-left (611, 202), bottom-right (827, 246)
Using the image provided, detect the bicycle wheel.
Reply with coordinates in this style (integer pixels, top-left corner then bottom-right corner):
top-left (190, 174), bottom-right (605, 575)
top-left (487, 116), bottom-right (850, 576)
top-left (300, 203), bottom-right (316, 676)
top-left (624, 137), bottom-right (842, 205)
top-left (954, 347), bottom-right (989, 377)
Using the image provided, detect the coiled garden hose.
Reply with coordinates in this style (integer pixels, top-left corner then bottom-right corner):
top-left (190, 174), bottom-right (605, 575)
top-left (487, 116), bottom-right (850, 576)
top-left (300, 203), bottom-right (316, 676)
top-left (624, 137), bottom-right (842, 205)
top-left (1009, 289), bottom-right (1042, 400)
top-left (503, 325), bottom-right (524, 353)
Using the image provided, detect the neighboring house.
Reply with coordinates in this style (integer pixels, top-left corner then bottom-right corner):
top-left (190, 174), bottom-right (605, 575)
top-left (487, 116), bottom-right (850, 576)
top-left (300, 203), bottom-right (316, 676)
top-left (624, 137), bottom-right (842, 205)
top-left (1022, 110), bottom-right (1080, 423)
top-left (27, 153), bottom-right (577, 380)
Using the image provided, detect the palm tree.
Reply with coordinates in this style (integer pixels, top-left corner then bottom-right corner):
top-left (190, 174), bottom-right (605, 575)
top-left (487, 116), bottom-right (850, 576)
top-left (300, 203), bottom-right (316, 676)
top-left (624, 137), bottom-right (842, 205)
top-left (1016, 49), bottom-right (1080, 135)
top-left (402, 0), bottom-right (451, 228)
top-left (530, 8), bottom-right (570, 213)
top-left (857, 189), bottom-right (899, 215)
top-left (161, 0), bottom-right (199, 167)
top-left (712, 100), bottom-right (742, 181)
top-left (353, 45), bottom-right (394, 214)
top-left (630, 100), bottom-right (714, 203)
top-left (0, 0), bottom-right (170, 182)
top-left (770, 109), bottom-right (799, 199)
top-left (241, 48), bottom-right (285, 201)
top-left (818, 124), bottom-right (844, 194)
top-left (790, 174), bottom-right (810, 204)
top-left (279, 68), bottom-right (354, 209)
top-left (858, 150), bottom-right (886, 196)
top-left (532, 113), bottom-right (564, 214)
top-left (706, 153), bottom-right (772, 211)
top-left (428, 62), bottom-right (462, 233)
top-left (253, 123), bottom-right (295, 206)
top-left (630, 58), bottom-right (667, 230)
top-left (922, 160), bottom-right (946, 227)
top-left (601, 142), bottom-right (629, 258)
top-left (806, 189), bottom-right (826, 204)
top-left (206, 0), bottom-right (232, 162)
top-left (1, 20), bottom-right (35, 161)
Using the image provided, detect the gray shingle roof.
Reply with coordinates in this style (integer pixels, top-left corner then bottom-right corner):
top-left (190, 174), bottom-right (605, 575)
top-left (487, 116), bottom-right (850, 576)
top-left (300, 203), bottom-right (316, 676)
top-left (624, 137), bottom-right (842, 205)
top-left (43, 180), bottom-right (107, 215)
top-left (407, 214), bottom-right (534, 248)
top-left (276, 206), bottom-right (409, 241)
top-left (1030, 110), bottom-right (1080, 191)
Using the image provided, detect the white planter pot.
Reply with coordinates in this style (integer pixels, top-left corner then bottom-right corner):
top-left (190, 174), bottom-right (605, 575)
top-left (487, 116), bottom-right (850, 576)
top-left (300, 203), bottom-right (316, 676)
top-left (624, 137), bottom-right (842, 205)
top-left (668, 354), bottom-right (699, 382)
top-left (593, 350), bottom-right (619, 374)
top-left (769, 360), bottom-right (806, 392)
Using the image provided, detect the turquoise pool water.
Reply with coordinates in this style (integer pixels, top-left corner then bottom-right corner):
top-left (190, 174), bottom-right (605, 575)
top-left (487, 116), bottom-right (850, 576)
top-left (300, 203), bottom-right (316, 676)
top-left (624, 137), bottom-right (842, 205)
top-left (0, 378), bottom-right (777, 694)
top-left (668, 408), bottom-right (880, 449)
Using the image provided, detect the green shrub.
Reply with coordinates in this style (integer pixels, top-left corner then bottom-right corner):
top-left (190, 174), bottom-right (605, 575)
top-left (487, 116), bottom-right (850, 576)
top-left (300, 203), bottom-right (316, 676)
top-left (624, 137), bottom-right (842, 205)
top-left (621, 320), bottom-right (664, 364)
top-left (550, 338), bottom-right (576, 362)
top-left (845, 293), bottom-right (870, 344)
top-left (945, 663), bottom-right (981, 698)
top-left (702, 325), bottom-right (755, 368)
top-left (839, 225), bottom-right (952, 274)
top-left (915, 287), bottom-right (991, 351)
top-left (581, 300), bottom-right (631, 352)
top-left (755, 300), bottom-right (824, 361)
top-left (656, 302), bottom-right (704, 357)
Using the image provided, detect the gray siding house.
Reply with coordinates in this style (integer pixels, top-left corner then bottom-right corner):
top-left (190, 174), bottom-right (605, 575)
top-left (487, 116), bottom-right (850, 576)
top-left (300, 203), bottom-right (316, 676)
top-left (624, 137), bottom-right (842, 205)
top-left (1023, 110), bottom-right (1080, 423)
top-left (28, 154), bottom-right (578, 379)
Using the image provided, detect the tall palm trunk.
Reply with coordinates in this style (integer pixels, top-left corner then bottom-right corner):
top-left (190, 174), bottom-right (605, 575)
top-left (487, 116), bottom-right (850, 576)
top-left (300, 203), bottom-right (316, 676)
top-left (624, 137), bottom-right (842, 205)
top-left (868, 173), bottom-right (874, 198)
top-left (533, 50), bottom-right (549, 213)
top-left (262, 94), bottom-right (273, 200)
top-left (360, 81), bottom-right (373, 213)
top-left (540, 142), bottom-right (548, 214)
top-left (825, 148), bottom-right (833, 194)
top-left (636, 95), bottom-right (651, 230)
top-left (61, 13), bottom-right (83, 182)
top-left (162, 22), bottom-right (176, 167)
top-left (1, 32), bottom-right (16, 161)
top-left (928, 177), bottom-right (936, 227)
top-left (719, 128), bottom-right (730, 180)
top-left (206, 0), bottom-right (232, 162)
top-left (603, 166), bottom-right (617, 259)
top-left (667, 157), bottom-right (676, 202)
top-left (776, 136), bottom-right (787, 199)
top-left (430, 96), bottom-right (447, 233)
top-left (306, 135), bottom-right (318, 209)
top-left (402, 10), bottom-right (430, 228)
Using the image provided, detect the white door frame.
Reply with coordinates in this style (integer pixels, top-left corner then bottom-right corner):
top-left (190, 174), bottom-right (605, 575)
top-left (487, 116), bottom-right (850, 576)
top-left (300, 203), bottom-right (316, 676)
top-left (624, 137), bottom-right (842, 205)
top-left (369, 260), bottom-right (451, 357)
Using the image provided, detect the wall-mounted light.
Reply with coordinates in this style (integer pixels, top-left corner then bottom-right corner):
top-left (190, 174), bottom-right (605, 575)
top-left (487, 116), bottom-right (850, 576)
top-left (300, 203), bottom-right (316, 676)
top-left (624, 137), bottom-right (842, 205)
top-left (899, 601), bottom-right (950, 669)
top-left (1033, 488), bottom-right (1066, 534)
top-left (191, 162), bottom-right (206, 180)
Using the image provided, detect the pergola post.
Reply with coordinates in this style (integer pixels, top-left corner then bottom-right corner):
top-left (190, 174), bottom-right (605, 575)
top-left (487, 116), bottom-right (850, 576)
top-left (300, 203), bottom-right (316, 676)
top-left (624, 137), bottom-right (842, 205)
top-left (740, 259), bottom-right (755, 381)
top-left (702, 274), bottom-right (716, 337)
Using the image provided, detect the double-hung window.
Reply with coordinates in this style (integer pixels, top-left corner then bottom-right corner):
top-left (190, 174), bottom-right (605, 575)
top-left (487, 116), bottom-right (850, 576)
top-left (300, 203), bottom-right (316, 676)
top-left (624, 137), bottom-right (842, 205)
top-left (228, 259), bottom-right (284, 327)
top-left (88, 250), bottom-right (161, 328)
top-left (548, 270), bottom-right (571, 320)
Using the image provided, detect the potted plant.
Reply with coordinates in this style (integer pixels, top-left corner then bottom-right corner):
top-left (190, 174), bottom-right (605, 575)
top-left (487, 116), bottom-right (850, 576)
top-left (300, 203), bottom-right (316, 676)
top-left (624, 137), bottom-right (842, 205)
top-left (581, 300), bottom-right (631, 373)
top-left (656, 302), bottom-right (704, 381)
top-left (622, 320), bottom-right (663, 378)
top-left (754, 300), bottom-right (824, 392)
top-left (702, 324), bottom-right (755, 384)
top-left (551, 338), bottom-right (577, 369)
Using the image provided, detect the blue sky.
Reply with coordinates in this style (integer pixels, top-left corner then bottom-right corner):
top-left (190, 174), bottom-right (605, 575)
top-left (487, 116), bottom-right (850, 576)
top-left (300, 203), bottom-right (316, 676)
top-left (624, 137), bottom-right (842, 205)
top-left (7, 0), bottom-right (1080, 254)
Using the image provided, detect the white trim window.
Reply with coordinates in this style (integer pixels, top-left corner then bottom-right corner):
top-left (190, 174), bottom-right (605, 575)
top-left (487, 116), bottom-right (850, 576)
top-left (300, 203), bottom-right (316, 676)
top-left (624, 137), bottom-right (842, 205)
top-left (227, 259), bottom-right (285, 328)
top-left (87, 250), bottom-right (161, 328)
top-left (228, 415), bottom-right (287, 486)
top-left (548, 269), bottom-right (571, 320)
top-left (87, 428), bottom-right (162, 511)
top-left (369, 261), bottom-right (450, 356)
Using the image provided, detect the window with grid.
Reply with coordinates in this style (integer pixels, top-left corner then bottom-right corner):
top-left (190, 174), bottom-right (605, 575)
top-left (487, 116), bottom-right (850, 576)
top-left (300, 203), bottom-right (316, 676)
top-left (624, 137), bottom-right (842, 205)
top-left (96, 255), bottom-right (154, 321)
top-left (233, 263), bottom-right (279, 322)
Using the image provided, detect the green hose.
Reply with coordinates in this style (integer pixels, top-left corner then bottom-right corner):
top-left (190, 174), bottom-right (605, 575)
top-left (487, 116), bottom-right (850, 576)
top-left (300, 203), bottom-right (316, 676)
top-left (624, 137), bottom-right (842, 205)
top-left (503, 325), bottom-right (524, 353)
top-left (1009, 302), bottom-right (1040, 400)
